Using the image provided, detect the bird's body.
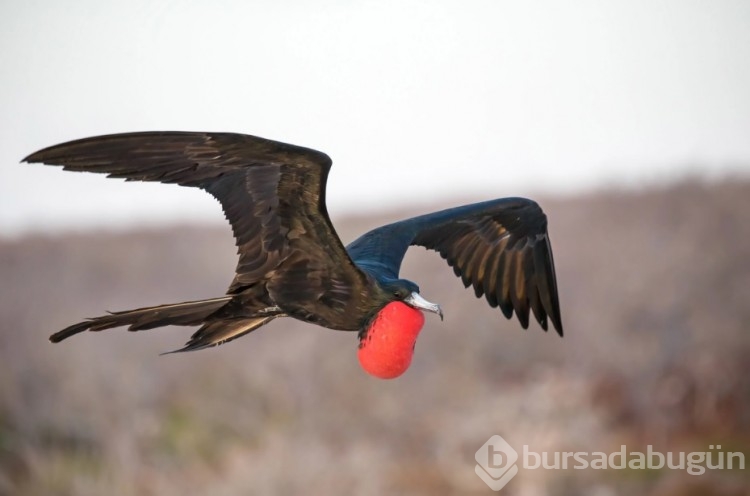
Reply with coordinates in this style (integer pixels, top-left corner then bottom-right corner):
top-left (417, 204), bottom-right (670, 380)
top-left (24, 131), bottom-right (563, 378)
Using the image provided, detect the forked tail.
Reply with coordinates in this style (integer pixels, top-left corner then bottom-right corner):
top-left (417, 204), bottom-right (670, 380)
top-left (49, 296), bottom-right (283, 352)
top-left (50, 296), bottom-right (233, 342)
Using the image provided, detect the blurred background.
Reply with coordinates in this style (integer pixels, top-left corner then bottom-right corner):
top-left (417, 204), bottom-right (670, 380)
top-left (1, 1), bottom-right (749, 494)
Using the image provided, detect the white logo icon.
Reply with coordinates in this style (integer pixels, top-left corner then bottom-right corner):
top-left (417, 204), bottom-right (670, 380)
top-left (475, 435), bottom-right (519, 491)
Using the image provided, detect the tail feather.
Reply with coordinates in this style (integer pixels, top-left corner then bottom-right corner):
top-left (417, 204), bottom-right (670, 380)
top-left (49, 296), bottom-right (233, 343)
top-left (162, 315), bottom-right (282, 354)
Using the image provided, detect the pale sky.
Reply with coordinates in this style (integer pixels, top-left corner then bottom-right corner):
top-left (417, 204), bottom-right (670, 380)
top-left (2, 0), bottom-right (749, 236)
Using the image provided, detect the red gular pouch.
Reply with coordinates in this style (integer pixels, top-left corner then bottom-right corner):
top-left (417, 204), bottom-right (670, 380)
top-left (357, 301), bottom-right (426, 379)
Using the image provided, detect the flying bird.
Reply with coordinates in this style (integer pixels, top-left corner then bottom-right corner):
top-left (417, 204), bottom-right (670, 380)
top-left (24, 132), bottom-right (563, 378)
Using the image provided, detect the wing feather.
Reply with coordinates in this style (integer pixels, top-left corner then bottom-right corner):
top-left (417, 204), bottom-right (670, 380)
top-left (25, 132), bottom-right (370, 326)
top-left (346, 197), bottom-right (563, 335)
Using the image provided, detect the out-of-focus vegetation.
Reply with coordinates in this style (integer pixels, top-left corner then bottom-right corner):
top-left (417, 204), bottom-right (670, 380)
top-left (1, 180), bottom-right (748, 495)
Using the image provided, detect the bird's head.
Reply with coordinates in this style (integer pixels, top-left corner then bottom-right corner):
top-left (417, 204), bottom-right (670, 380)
top-left (358, 278), bottom-right (443, 379)
top-left (380, 278), bottom-right (443, 319)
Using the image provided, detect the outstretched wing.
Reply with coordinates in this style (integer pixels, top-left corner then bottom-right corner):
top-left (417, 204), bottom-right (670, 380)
top-left (24, 132), bottom-right (369, 321)
top-left (345, 198), bottom-right (563, 335)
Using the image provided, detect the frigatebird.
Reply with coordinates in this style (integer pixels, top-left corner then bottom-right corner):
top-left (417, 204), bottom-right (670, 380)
top-left (24, 132), bottom-right (563, 378)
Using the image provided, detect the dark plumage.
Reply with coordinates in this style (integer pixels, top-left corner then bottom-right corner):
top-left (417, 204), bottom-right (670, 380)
top-left (23, 131), bottom-right (563, 353)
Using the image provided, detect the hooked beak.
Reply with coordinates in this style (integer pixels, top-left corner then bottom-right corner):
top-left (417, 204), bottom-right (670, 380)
top-left (404, 292), bottom-right (444, 321)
